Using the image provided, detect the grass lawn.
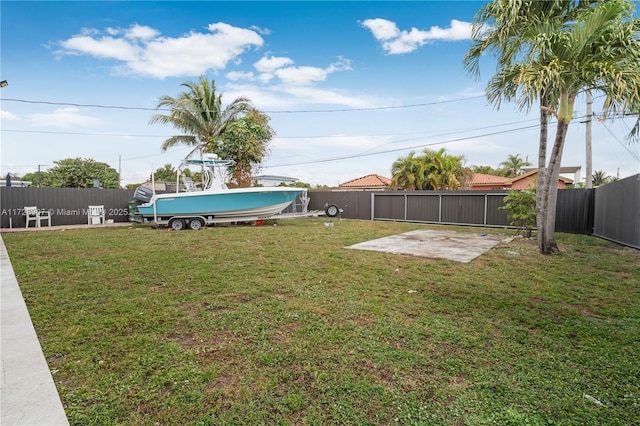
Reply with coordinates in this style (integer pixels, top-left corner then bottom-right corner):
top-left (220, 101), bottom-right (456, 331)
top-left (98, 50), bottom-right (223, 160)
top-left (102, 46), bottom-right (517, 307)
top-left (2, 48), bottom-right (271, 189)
top-left (3, 219), bottom-right (639, 425)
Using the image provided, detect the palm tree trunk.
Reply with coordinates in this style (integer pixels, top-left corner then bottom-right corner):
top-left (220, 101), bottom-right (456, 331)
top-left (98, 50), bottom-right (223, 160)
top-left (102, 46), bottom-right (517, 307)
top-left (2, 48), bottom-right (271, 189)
top-left (536, 91), bottom-right (549, 253)
top-left (541, 118), bottom-right (570, 254)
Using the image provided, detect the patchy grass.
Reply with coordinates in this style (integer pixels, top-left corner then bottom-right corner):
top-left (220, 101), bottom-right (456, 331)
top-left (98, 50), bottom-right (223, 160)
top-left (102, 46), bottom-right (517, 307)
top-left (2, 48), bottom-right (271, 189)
top-left (3, 219), bottom-right (639, 425)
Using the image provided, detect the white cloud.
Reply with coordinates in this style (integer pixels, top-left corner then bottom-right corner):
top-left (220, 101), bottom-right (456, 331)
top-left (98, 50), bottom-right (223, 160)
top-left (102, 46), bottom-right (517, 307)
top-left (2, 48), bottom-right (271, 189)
top-left (271, 57), bottom-right (351, 86)
top-left (273, 84), bottom-right (369, 107)
top-left (29, 107), bottom-right (100, 129)
top-left (60, 36), bottom-right (140, 61)
top-left (275, 66), bottom-right (331, 85)
top-left (359, 18), bottom-right (400, 40)
top-left (125, 24), bottom-right (160, 40)
top-left (254, 55), bottom-right (294, 73)
top-left (361, 18), bottom-right (472, 54)
top-left (225, 80), bottom-right (374, 110)
top-left (0, 110), bottom-right (21, 121)
top-left (55, 22), bottom-right (264, 79)
top-left (226, 71), bottom-right (255, 81)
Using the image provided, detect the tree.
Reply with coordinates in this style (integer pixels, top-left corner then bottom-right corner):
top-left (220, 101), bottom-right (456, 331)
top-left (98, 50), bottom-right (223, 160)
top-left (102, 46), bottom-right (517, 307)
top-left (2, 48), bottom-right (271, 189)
top-left (391, 148), bottom-right (467, 190)
top-left (213, 109), bottom-right (275, 187)
top-left (151, 164), bottom-right (177, 182)
top-left (41, 158), bottom-right (120, 188)
top-left (465, 0), bottom-right (640, 254)
top-left (464, 1), bottom-right (572, 254)
top-left (150, 75), bottom-right (251, 152)
top-left (391, 151), bottom-right (423, 190)
top-left (499, 154), bottom-right (531, 178)
top-left (429, 148), bottom-right (467, 190)
top-left (591, 170), bottom-right (611, 186)
top-left (500, 189), bottom-right (537, 238)
top-left (21, 171), bottom-right (47, 187)
top-left (471, 165), bottom-right (501, 175)
top-left (149, 76), bottom-right (277, 187)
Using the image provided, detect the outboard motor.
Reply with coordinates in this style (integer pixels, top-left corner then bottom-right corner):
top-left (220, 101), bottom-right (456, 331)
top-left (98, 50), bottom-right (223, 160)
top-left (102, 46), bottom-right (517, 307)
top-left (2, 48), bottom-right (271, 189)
top-left (133, 186), bottom-right (154, 204)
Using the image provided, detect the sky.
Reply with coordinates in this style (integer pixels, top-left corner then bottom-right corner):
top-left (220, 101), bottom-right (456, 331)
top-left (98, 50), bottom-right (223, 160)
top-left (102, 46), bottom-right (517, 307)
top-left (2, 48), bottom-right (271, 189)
top-left (1, 1), bottom-right (639, 187)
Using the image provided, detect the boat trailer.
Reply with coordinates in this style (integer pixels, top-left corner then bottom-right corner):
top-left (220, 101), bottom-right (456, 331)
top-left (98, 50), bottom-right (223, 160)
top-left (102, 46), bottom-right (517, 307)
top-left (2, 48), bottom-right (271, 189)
top-left (131, 194), bottom-right (340, 230)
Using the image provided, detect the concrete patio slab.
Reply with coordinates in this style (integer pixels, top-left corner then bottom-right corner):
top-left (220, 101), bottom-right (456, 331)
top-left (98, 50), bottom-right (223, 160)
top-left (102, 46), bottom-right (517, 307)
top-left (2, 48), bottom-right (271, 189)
top-left (346, 229), bottom-right (511, 263)
top-left (1, 236), bottom-right (69, 425)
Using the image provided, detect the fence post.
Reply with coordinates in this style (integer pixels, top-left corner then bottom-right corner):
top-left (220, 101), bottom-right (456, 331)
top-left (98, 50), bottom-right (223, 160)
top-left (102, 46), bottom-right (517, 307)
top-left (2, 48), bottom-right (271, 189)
top-left (484, 193), bottom-right (488, 225)
top-left (404, 194), bottom-right (408, 221)
top-left (370, 192), bottom-right (375, 221)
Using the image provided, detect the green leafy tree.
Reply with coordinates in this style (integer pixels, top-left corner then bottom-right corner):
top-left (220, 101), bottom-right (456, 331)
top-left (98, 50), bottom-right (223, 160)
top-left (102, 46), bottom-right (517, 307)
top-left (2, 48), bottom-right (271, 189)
top-left (277, 181), bottom-right (311, 188)
top-left (499, 154), bottom-right (531, 178)
top-left (500, 189), bottom-right (537, 238)
top-left (21, 171), bottom-right (48, 187)
top-left (213, 109), bottom-right (275, 187)
top-left (151, 164), bottom-right (177, 182)
top-left (392, 148), bottom-right (468, 190)
top-left (391, 151), bottom-right (423, 190)
top-left (429, 148), bottom-right (468, 190)
top-left (41, 158), bottom-right (120, 188)
top-left (465, 0), bottom-right (640, 254)
top-left (150, 76), bottom-right (251, 152)
top-left (471, 165), bottom-right (501, 175)
top-left (591, 170), bottom-right (611, 186)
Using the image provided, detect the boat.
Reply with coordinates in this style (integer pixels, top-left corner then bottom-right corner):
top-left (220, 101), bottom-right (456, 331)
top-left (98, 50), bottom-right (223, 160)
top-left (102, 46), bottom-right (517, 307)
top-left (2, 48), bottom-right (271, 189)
top-left (133, 144), bottom-right (308, 230)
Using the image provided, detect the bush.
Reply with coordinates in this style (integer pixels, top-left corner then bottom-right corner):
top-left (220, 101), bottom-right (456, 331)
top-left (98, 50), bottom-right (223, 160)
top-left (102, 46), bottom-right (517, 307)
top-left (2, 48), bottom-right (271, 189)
top-left (500, 189), bottom-right (536, 237)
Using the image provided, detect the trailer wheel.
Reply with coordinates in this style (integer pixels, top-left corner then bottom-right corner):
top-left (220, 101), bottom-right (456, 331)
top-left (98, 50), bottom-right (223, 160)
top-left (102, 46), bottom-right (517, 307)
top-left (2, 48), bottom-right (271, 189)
top-left (189, 218), bottom-right (204, 231)
top-left (169, 218), bottom-right (186, 231)
top-left (325, 204), bottom-right (340, 218)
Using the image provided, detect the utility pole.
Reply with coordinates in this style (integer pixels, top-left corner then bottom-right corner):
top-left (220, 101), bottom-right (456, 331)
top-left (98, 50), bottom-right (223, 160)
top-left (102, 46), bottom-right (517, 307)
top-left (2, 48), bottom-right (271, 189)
top-left (585, 91), bottom-right (593, 189)
top-left (37, 164), bottom-right (48, 187)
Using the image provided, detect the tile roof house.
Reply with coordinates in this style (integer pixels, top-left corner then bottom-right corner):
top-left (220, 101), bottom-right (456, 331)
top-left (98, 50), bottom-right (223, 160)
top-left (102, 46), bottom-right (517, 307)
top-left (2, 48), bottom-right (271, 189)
top-left (470, 170), bottom-right (573, 190)
top-left (338, 174), bottom-right (392, 191)
top-left (470, 173), bottom-right (511, 190)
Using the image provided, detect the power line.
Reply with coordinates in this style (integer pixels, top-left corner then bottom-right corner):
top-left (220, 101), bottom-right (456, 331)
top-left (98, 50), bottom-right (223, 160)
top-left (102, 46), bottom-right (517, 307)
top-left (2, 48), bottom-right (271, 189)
top-left (3, 98), bottom-right (159, 111)
top-left (599, 121), bottom-right (640, 162)
top-left (2, 129), bottom-right (166, 138)
top-left (2, 117), bottom-right (540, 140)
top-left (266, 124), bottom-right (542, 168)
top-left (8, 113), bottom-right (630, 140)
top-left (264, 95), bottom-right (488, 113)
top-left (1, 95), bottom-right (488, 114)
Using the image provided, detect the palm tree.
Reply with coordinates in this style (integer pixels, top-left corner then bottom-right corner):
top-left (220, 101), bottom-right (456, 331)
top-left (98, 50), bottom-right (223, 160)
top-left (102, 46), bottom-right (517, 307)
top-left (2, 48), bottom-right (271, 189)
top-left (471, 165), bottom-right (499, 175)
top-left (490, 1), bottom-right (640, 253)
top-left (591, 170), bottom-right (611, 187)
top-left (150, 76), bottom-right (251, 152)
top-left (429, 148), bottom-right (466, 190)
top-left (465, 0), bottom-right (640, 254)
top-left (392, 148), bottom-right (467, 191)
top-left (418, 148), bottom-right (442, 190)
top-left (464, 1), bottom-right (581, 254)
top-left (392, 151), bottom-right (422, 190)
top-left (499, 154), bottom-right (531, 178)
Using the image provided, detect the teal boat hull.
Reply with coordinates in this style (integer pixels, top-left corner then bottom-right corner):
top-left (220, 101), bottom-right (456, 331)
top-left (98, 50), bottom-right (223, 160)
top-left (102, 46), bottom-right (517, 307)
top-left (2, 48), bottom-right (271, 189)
top-left (136, 188), bottom-right (304, 219)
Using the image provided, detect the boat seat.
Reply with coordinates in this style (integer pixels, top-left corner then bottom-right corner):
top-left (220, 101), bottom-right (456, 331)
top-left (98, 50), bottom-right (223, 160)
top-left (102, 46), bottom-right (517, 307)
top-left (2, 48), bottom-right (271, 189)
top-left (182, 176), bottom-right (199, 192)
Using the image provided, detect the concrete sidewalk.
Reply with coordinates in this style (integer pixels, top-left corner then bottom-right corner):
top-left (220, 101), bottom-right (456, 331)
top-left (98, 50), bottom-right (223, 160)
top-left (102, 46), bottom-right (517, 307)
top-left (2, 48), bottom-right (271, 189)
top-left (1, 235), bottom-right (69, 425)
